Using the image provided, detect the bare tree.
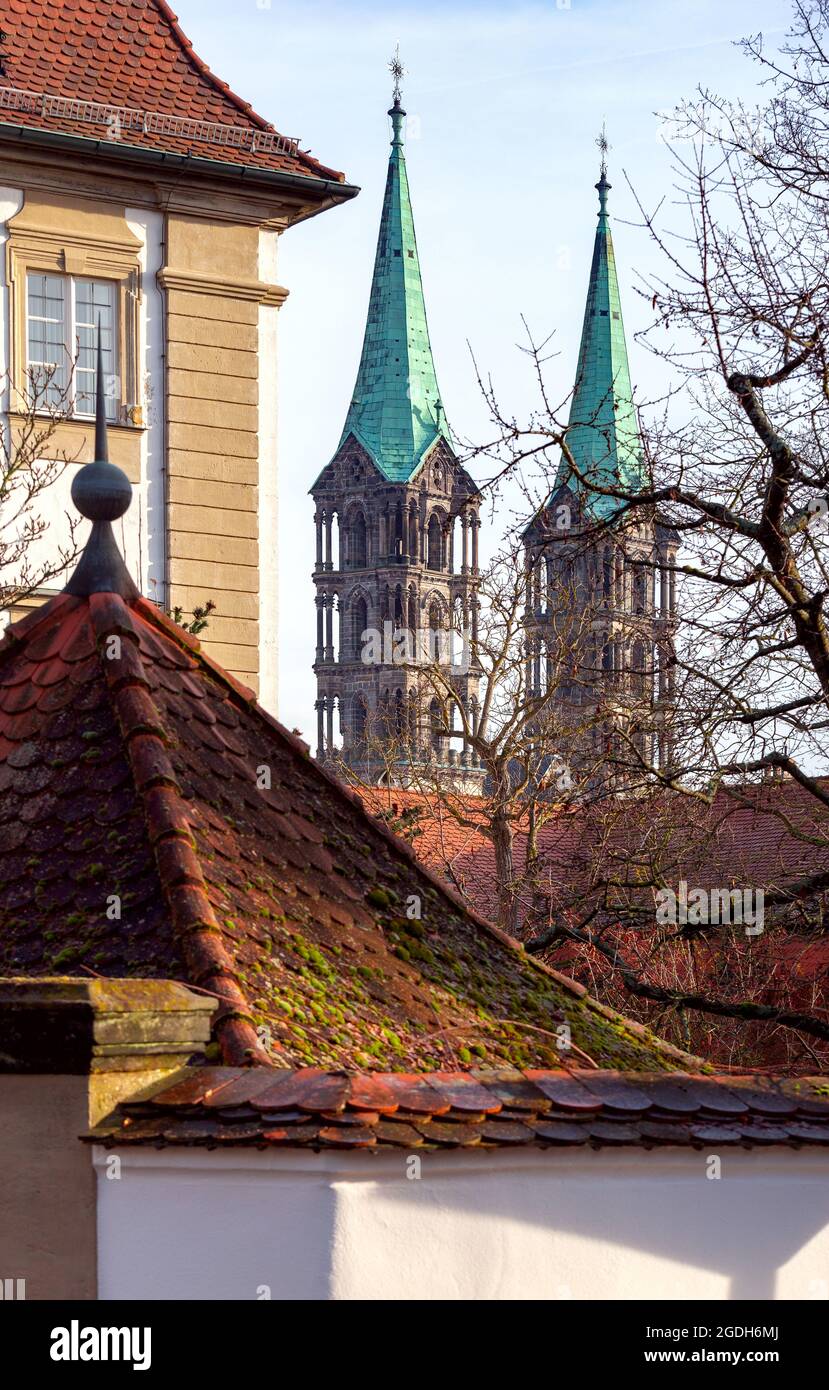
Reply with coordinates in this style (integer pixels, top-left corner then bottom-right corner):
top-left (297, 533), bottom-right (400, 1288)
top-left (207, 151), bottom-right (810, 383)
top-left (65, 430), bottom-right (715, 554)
top-left (520, 780), bottom-right (829, 1070)
top-left (355, 1), bottom-right (829, 1067)
top-left (1, 367), bottom-right (83, 615)
top-left (336, 537), bottom-right (619, 933)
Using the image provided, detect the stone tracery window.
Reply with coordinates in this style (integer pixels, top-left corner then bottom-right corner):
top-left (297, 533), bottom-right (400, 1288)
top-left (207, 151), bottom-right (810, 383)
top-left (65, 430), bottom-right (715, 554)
top-left (350, 510), bottom-right (367, 568)
top-left (427, 514), bottom-right (442, 570)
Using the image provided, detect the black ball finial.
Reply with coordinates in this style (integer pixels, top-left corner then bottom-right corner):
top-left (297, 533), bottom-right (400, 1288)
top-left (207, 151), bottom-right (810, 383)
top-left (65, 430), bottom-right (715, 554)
top-left (71, 459), bottom-right (132, 522)
top-left (63, 323), bottom-right (139, 601)
top-left (71, 319), bottom-right (133, 520)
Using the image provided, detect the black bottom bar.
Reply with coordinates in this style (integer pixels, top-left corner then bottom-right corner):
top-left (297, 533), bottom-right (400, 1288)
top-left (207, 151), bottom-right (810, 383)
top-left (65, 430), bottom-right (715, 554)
top-left (0, 1298), bottom-right (818, 1377)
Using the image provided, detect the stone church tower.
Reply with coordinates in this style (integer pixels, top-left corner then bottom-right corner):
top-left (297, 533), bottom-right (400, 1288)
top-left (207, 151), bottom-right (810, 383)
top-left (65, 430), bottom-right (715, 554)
top-left (311, 79), bottom-right (483, 790)
top-left (523, 156), bottom-right (678, 784)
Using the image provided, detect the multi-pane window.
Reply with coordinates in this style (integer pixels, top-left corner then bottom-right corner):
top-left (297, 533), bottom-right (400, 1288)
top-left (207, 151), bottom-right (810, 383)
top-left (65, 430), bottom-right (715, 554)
top-left (26, 272), bottom-right (118, 420)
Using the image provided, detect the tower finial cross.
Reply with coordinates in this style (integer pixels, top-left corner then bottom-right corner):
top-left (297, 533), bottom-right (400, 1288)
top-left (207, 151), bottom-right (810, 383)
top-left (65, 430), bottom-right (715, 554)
top-left (596, 122), bottom-right (610, 179)
top-left (389, 44), bottom-right (405, 106)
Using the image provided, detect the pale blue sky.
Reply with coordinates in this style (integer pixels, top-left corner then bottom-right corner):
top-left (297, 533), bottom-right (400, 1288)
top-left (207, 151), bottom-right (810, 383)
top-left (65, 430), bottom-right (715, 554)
top-left (173, 0), bottom-right (790, 737)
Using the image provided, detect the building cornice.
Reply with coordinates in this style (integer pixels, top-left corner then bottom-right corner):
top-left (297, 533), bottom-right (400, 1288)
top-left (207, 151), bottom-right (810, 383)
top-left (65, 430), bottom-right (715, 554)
top-left (0, 124), bottom-right (359, 228)
top-left (157, 267), bottom-right (289, 307)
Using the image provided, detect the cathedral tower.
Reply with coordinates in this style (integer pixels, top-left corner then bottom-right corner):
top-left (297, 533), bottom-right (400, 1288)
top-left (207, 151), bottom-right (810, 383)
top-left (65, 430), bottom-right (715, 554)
top-left (311, 68), bottom-right (482, 790)
top-left (523, 149), bottom-right (678, 784)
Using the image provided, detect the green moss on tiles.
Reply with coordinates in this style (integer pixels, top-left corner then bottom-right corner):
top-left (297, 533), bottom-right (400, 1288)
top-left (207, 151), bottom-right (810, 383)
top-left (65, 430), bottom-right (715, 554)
top-left (51, 946), bottom-right (78, 969)
top-left (366, 886), bottom-right (395, 909)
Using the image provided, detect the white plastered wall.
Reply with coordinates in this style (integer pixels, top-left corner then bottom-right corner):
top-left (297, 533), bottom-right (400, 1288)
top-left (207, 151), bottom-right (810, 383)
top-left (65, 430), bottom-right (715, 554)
top-left (94, 1146), bottom-right (829, 1302)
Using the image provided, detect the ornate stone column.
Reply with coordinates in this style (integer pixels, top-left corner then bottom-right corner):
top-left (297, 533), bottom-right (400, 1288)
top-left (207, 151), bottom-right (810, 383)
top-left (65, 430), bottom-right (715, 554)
top-left (315, 594), bottom-right (324, 663)
top-left (324, 594), bottom-right (334, 662)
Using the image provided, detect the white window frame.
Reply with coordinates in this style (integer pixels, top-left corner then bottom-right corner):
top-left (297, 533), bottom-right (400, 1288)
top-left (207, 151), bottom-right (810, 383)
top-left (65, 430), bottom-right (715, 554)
top-left (25, 271), bottom-right (119, 422)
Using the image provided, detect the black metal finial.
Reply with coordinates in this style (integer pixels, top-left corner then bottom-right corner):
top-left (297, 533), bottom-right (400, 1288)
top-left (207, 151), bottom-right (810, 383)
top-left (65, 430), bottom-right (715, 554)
top-left (94, 322), bottom-right (109, 467)
top-left (597, 122), bottom-right (610, 180)
top-left (595, 123), bottom-right (611, 215)
top-left (389, 44), bottom-right (405, 111)
top-left (65, 324), bottom-right (139, 599)
top-left (0, 31), bottom-right (8, 78)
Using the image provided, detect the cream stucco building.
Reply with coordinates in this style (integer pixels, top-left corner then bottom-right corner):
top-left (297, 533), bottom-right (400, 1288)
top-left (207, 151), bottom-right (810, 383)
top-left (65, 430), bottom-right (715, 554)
top-left (0, 0), bottom-right (356, 711)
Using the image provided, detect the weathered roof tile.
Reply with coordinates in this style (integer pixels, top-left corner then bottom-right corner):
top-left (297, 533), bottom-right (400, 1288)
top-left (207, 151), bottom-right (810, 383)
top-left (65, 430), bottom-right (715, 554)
top-left (88, 1067), bottom-right (829, 1151)
top-left (0, 0), bottom-right (347, 184)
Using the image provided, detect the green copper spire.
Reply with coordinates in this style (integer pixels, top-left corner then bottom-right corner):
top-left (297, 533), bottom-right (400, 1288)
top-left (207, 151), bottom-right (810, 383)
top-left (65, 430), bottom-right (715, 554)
top-left (337, 58), bottom-right (449, 483)
top-left (555, 140), bottom-right (646, 520)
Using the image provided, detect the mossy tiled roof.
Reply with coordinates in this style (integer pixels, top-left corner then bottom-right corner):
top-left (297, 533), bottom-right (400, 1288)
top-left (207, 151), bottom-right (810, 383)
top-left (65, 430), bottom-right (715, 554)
top-left (0, 588), bottom-right (696, 1074)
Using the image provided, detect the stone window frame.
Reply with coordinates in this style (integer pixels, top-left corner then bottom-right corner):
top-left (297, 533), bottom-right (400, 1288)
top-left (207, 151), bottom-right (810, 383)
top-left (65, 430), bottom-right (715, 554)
top-left (25, 270), bottom-right (119, 421)
top-left (6, 211), bottom-right (143, 429)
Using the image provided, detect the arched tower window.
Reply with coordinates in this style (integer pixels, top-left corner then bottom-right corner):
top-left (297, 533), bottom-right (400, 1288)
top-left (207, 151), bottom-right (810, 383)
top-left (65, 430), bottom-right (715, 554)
top-left (452, 594), bottom-right (467, 668)
top-left (351, 511), bottom-right (367, 569)
top-left (352, 595), bottom-right (368, 660)
top-left (633, 565), bottom-right (646, 616)
top-left (427, 514), bottom-right (442, 571)
top-left (430, 696), bottom-right (444, 755)
top-left (632, 639), bottom-right (646, 696)
top-left (428, 600), bottom-right (442, 663)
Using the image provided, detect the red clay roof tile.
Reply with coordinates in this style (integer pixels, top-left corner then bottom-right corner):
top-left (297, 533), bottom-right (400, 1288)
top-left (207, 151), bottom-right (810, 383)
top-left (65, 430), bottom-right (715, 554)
top-left (0, 0), bottom-right (348, 184)
top-left (357, 783), bottom-right (829, 1074)
top-left (86, 1068), bottom-right (829, 1151)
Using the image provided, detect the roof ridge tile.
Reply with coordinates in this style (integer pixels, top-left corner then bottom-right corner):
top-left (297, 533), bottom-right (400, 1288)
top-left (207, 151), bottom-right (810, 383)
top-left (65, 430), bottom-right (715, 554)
top-left (89, 591), bottom-right (271, 1068)
top-left (84, 1067), bottom-right (829, 1151)
top-left (0, 594), bottom-right (83, 662)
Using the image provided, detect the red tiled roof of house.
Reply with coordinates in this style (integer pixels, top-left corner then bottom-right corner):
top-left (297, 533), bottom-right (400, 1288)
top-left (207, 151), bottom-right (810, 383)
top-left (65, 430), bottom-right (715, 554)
top-left (0, 588), bottom-right (701, 1075)
top-left (87, 1065), bottom-right (829, 1150)
top-left (359, 784), bottom-right (829, 939)
top-left (359, 787), bottom-right (829, 1070)
top-left (358, 786), bottom-right (491, 872)
top-left (357, 786), bottom-right (576, 919)
top-left (0, 0), bottom-right (347, 183)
